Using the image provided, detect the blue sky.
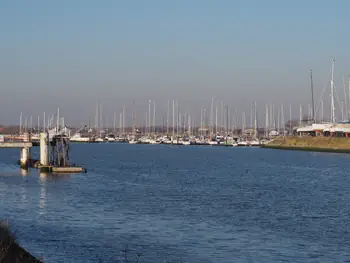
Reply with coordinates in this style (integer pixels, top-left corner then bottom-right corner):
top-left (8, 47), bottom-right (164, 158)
top-left (1, 0), bottom-right (349, 125)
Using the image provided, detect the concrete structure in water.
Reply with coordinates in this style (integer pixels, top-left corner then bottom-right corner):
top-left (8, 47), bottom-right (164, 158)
top-left (40, 132), bottom-right (49, 166)
top-left (0, 132), bottom-right (33, 169)
top-left (1, 131), bottom-right (86, 173)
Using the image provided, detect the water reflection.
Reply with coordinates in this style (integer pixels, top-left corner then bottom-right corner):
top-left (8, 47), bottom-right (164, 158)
top-left (39, 173), bottom-right (48, 213)
top-left (38, 173), bottom-right (72, 213)
top-left (20, 169), bottom-right (28, 176)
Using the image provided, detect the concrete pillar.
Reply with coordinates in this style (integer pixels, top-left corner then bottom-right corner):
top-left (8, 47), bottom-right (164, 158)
top-left (23, 132), bottom-right (31, 159)
top-left (40, 132), bottom-right (49, 166)
top-left (20, 147), bottom-right (29, 169)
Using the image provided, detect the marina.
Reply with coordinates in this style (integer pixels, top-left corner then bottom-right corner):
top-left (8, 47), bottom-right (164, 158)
top-left (2, 57), bottom-right (349, 153)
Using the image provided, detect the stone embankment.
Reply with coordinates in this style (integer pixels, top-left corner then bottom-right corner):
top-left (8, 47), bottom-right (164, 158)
top-left (263, 136), bottom-right (350, 153)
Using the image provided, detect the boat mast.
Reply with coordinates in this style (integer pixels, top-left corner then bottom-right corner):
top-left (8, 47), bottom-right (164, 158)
top-left (19, 112), bottom-right (22, 135)
top-left (254, 101), bottom-right (257, 138)
top-left (310, 68), bottom-right (315, 123)
top-left (166, 100), bottom-right (170, 136)
top-left (226, 105), bottom-right (229, 137)
top-left (210, 98), bottom-right (214, 137)
top-left (265, 104), bottom-right (269, 137)
top-left (289, 104), bottom-right (292, 134)
top-left (148, 100), bottom-right (151, 136)
top-left (200, 108), bottom-right (203, 138)
top-left (172, 100), bottom-right (175, 140)
top-left (281, 105), bottom-right (284, 136)
top-left (176, 100), bottom-right (179, 139)
top-left (242, 112), bottom-right (246, 136)
top-left (153, 100), bottom-right (156, 136)
top-left (348, 75), bottom-right (350, 120)
top-left (215, 106), bottom-right (218, 135)
top-left (113, 111), bottom-right (116, 134)
top-left (330, 57), bottom-right (336, 123)
top-left (250, 103), bottom-right (253, 130)
top-left (119, 111), bottom-right (122, 136)
top-left (43, 112), bottom-right (46, 133)
top-left (57, 108), bottom-right (60, 133)
top-left (132, 100), bottom-right (136, 136)
top-left (343, 76), bottom-right (348, 121)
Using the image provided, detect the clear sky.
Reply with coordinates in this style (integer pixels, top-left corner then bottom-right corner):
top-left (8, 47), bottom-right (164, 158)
top-left (1, 0), bottom-right (350, 126)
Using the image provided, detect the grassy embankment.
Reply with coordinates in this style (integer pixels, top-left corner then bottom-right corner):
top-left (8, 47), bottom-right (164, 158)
top-left (263, 136), bottom-right (350, 153)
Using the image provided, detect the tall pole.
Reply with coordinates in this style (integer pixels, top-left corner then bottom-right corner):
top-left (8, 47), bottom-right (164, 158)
top-left (25, 117), bottom-right (28, 133)
top-left (145, 112), bottom-right (147, 135)
top-left (153, 100), bottom-right (156, 135)
top-left (254, 101), bottom-right (257, 138)
top-left (176, 100), bottom-right (179, 139)
top-left (123, 104), bottom-right (126, 135)
top-left (200, 108), bottom-right (203, 138)
top-left (148, 100), bottom-right (151, 136)
top-left (310, 69), bottom-right (315, 123)
top-left (343, 76), bottom-right (348, 121)
top-left (281, 105), bottom-right (285, 136)
top-left (210, 98), bottom-right (214, 136)
top-left (132, 100), bottom-right (136, 135)
top-left (215, 106), bottom-right (218, 135)
top-left (95, 102), bottom-right (99, 129)
top-left (265, 104), bottom-right (269, 137)
top-left (289, 104), bottom-right (292, 135)
top-left (43, 112), bottom-right (46, 132)
top-left (167, 100), bottom-right (169, 135)
top-left (119, 112), bottom-right (122, 135)
top-left (172, 100), bottom-right (175, 140)
top-left (30, 116), bottom-right (33, 133)
top-left (250, 104), bottom-right (253, 129)
top-left (330, 57), bottom-right (336, 123)
top-left (221, 102), bottom-right (224, 134)
top-left (57, 108), bottom-right (60, 132)
top-left (20, 112), bottom-right (22, 135)
top-left (113, 111), bottom-right (116, 134)
top-left (348, 75), bottom-right (350, 120)
top-left (226, 105), bottom-right (229, 136)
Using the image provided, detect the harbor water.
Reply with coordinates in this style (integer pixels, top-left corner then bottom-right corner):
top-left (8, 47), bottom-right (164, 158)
top-left (0, 144), bottom-right (350, 262)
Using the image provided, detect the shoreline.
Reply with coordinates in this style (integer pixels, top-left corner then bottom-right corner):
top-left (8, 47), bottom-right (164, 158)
top-left (262, 144), bottom-right (350, 154)
top-left (263, 136), bottom-right (350, 154)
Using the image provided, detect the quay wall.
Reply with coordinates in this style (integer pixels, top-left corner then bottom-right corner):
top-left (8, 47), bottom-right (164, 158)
top-left (263, 136), bottom-right (350, 153)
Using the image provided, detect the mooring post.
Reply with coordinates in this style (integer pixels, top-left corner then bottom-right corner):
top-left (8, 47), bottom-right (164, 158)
top-left (20, 132), bottom-right (30, 169)
top-left (40, 132), bottom-right (49, 166)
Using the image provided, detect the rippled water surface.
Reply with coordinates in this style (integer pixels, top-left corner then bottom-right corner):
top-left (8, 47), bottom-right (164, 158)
top-left (1, 144), bottom-right (350, 262)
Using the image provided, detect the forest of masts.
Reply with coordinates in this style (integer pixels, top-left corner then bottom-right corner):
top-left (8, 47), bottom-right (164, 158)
top-left (17, 70), bottom-right (350, 138)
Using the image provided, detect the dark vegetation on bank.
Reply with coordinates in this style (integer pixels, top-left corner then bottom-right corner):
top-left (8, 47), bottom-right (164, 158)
top-left (0, 222), bottom-right (186, 262)
top-left (0, 221), bottom-right (42, 263)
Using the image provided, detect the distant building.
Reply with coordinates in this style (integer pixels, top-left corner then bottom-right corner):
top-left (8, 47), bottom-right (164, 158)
top-left (297, 123), bottom-right (350, 137)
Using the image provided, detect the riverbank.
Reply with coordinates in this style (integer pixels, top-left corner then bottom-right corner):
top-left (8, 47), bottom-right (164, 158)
top-left (263, 136), bottom-right (350, 154)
